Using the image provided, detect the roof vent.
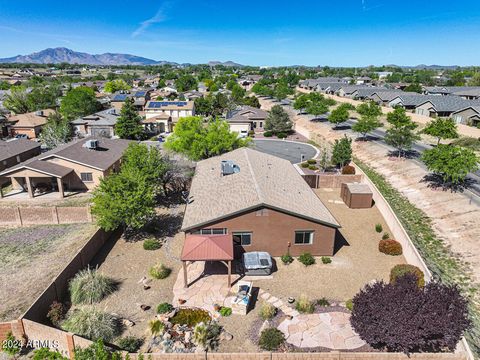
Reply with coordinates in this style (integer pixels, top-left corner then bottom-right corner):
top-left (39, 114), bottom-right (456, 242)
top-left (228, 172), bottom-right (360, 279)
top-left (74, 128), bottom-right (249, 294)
top-left (221, 160), bottom-right (240, 176)
top-left (83, 139), bottom-right (99, 150)
top-left (107, 108), bottom-right (116, 115)
top-left (35, 110), bottom-right (44, 116)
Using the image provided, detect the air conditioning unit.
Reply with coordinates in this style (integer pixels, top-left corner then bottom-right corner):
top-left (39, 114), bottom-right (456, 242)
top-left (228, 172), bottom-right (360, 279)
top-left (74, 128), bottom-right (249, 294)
top-left (221, 160), bottom-right (240, 176)
top-left (35, 110), bottom-right (44, 116)
top-left (84, 139), bottom-right (99, 150)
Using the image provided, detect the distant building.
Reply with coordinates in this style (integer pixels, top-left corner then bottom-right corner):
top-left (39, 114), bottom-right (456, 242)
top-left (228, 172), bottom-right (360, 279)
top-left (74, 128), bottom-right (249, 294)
top-left (8, 109), bottom-right (55, 139)
top-left (71, 108), bottom-right (120, 138)
top-left (226, 106), bottom-right (268, 136)
top-left (143, 100), bottom-right (195, 133)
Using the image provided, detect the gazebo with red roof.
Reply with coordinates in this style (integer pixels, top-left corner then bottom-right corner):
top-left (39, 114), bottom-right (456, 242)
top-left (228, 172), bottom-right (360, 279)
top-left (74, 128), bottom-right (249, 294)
top-left (181, 234), bottom-right (234, 288)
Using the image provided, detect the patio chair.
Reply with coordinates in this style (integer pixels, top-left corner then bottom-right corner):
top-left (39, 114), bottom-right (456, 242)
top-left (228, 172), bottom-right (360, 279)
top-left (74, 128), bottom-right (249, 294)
top-left (231, 280), bottom-right (252, 315)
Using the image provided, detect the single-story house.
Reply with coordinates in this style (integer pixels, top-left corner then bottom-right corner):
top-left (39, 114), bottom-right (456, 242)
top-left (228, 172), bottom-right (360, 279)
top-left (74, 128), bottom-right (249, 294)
top-left (388, 95), bottom-right (438, 110)
top-left (71, 108), bottom-right (119, 138)
top-left (132, 89), bottom-right (152, 110)
top-left (181, 148), bottom-right (341, 257)
top-left (415, 96), bottom-right (480, 118)
top-left (0, 139), bottom-right (41, 173)
top-left (0, 137), bottom-right (130, 199)
top-left (110, 93), bottom-right (132, 111)
top-left (451, 106), bottom-right (480, 126)
top-left (226, 106), bottom-right (268, 136)
top-left (368, 90), bottom-right (410, 105)
top-left (8, 109), bottom-right (55, 139)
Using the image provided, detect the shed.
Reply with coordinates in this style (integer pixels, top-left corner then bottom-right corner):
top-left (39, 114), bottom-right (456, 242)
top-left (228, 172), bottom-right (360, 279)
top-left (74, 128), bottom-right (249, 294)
top-left (340, 182), bottom-right (373, 209)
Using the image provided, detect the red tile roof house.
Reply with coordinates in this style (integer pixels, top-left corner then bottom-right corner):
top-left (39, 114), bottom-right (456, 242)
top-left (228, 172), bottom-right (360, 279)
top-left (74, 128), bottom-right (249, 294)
top-left (181, 148), bottom-right (341, 266)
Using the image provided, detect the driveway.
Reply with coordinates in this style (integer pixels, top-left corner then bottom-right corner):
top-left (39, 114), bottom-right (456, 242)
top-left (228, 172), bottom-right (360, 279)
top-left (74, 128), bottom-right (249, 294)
top-left (252, 139), bottom-right (318, 164)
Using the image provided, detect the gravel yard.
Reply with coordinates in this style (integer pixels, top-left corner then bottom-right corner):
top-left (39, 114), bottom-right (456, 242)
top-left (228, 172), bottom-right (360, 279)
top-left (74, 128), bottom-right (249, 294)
top-left (0, 223), bottom-right (98, 321)
top-left (253, 188), bottom-right (406, 303)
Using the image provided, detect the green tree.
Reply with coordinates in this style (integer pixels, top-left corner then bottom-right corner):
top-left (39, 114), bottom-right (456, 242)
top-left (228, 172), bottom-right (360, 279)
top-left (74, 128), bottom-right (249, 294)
top-left (231, 84), bottom-right (246, 103)
top-left (91, 144), bottom-right (172, 231)
top-left (176, 74), bottom-right (197, 92)
top-left (39, 111), bottom-right (72, 149)
top-left (242, 96), bottom-right (260, 108)
top-left (26, 85), bottom-right (60, 111)
top-left (385, 107), bottom-right (420, 157)
top-left (421, 144), bottom-right (478, 185)
top-left (356, 101), bottom-right (382, 117)
top-left (60, 86), bottom-right (102, 120)
top-left (293, 94), bottom-right (309, 113)
top-left (468, 73), bottom-right (480, 86)
top-left (331, 135), bottom-right (353, 167)
top-left (328, 104), bottom-right (350, 128)
top-left (103, 79), bottom-right (131, 93)
top-left (115, 98), bottom-right (144, 139)
top-left (0, 81), bottom-right (10, 90)
top-left (273, 83), bottom-right (293, 101)
top-left (306, 102), bottom-right (328, 117)
top-left (3, 86), bottom-right (30, 114)
top-left (403, 83), bottom-right (422, 93)
top-left (165, 117), bottom-right (249, 160)
top-left (422, 117), bottom-right (459, 145)
top-left (352, 115), bottom-right (382, 140)
top-left (265, 105), bottom-right (292, 134)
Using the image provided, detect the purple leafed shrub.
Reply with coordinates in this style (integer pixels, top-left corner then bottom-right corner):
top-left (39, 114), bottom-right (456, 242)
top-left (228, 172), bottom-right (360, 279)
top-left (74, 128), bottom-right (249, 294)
top-left (350, 274), bottom-right (471, 354)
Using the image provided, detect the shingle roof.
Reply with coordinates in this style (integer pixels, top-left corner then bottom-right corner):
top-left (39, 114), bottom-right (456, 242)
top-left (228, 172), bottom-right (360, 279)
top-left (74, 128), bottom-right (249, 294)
top-left (227, 106), bottom-right (268, 121)
top-left (0, 139), bottom-right (41, 162)
top-left (71, 108), bottom-right (119, 126)
top-left (417, 96), bottom-right (480, 112)
top-left (26, 160), bottom-right (73, 177)
top-left (181, 234), bottom-right (234, 261)
top-left (181, 148), bottom-right (340, 231)
top-left (9, 109), bottom-right (55, 128)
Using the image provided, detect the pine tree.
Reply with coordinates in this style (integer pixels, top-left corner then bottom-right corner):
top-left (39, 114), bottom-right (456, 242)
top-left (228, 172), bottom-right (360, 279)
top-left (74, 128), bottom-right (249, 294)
top-left (115, 98), bottom-right (144, 139)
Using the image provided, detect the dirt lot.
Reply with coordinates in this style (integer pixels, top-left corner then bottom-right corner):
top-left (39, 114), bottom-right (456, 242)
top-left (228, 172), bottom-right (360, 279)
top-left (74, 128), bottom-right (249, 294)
top-left (254, 188), bottom-right (405, 303)
top-left (0, 223), bottom-right (98, 321)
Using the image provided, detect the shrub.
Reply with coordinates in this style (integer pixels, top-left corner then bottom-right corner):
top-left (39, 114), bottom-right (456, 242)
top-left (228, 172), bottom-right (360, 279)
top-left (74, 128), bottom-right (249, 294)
top-left (263, 131), bottom-right (273, 137)
top-left (295, 294), bottom-right (315, 314)
top-left (298, 252), bottom-right (315, 266)
top-left (219, 307), bottom-right (232, 317)
top-left (316, 297), bottom-right (330, 307)
top-left (382, 232), bottom-right (390, 240)
top-left (2, 332), bottom-right (21, 356)
top-left (69, 267), bottom-right (116, 305)
top-left (170, 308), bottom-right (211, 327)
top-left (300, 162), bottom-right (309, 168)
top-left (149, 263), bottom-right (172, 279)
top-left (117, 336), bottom-right (144, 352)
top-left (280, 254), bottom-right (293, 265)
top-left (390, 264), bottom-right (425, 287)
top-left (307, 159), bottom-right (317, 165)
top-left (308, 165), bottom-right (318, 170)
top-left (379, 239), bottom-right (403, 256)
top-left (143, 238), bottom-right (161, 250)
top-left (345, 299), bottom-right (354, 311)
top-left (192, 322), bottom-right (222, 351)
top-left (375, 223), bottom-right (383, 233)
top-left (350, 274), bottom-right (470, 353)
top-left (156, 302), bottom-right (174, 314)
top-left (149, 319), bottom-right (165, 336)
top-left (276, 132), bottom-right (287, 139)
top-left (74, 339), bottom-right (121, 360)
top-left (341, 165), bottom-right (356, 175)
top-left (61, 307), bottom-right (120, 342)
top-left (259, 302), bottom-right (277, 320)
top-left (47, 301), bottom-right (66, 326)
top-left (33, 347), bottom-right (68, 360)
top-left (248, 130), bottom-right (255, 136)
top-left (259, 328), bottom-right (285, 351)
top-left (321, 256), bottom-right (332, 264)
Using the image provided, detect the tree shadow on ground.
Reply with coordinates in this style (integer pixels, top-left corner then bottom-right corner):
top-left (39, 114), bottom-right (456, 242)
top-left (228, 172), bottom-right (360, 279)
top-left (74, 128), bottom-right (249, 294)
top-left (420, 173), bottom-right (476, 193)
top-left (156, 191), bottom-right (186, 208)
top-left (354, 135), bottom-right (381, 142)
top-left (387, 149), bottom-right (420, 159)
top-left (124, 213), bottom-right (184, 242)
top-left (333, 124), bottom-right (352, 131)
top-left (310, 116), bottom-right (329, 122)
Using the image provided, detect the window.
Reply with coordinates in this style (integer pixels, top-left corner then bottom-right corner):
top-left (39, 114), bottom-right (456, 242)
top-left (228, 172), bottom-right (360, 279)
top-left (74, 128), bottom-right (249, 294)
top-left (294, 231), bottom-right (314, 245)
top-left (192, 228), bottom-right (227, 235)
top-left (233, 232), bottom-right (252, 246)
top-left (80, 173), bottom-right (93, 182)
top-left (260, 122), bottom-right (263, 128)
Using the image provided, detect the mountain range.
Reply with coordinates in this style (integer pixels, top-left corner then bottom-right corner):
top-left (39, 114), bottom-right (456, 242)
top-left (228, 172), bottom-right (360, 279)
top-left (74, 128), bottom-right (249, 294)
top-left (0, 47), bottom-right (244, 67)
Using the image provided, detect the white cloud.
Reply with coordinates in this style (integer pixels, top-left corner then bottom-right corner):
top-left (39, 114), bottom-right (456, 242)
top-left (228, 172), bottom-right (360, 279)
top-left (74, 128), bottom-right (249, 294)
top-left (132, 2), bottom-right (170, 38)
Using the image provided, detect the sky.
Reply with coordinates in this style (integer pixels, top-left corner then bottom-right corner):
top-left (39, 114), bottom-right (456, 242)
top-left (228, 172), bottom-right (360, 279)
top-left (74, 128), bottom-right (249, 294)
top-left (1, 0), bottom-right (480, 67)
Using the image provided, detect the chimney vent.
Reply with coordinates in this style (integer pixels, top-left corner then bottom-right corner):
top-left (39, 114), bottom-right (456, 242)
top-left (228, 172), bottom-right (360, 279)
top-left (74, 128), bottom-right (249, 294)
top-left (35, 110), bottom-right (44, 116)
top-left (83, 139), bottom-right (99, 150)
top-left (221, 160), bottom-right (240, 176)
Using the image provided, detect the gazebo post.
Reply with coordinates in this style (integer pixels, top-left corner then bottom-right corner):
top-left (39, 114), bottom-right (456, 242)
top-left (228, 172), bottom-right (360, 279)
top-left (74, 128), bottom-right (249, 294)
top-left (227, 260), bottom-right (231, 288)
top-left (183, 261), bottom-right (188, 288)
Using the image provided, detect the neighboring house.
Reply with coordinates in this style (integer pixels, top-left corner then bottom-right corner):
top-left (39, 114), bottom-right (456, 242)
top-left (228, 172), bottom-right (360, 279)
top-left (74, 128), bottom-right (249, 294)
top-left (181, 148), bottom-right (341, 257)
top-left (376, 72), bottom-right (393, 80)
top-left (355, 76), bottom-right (372, 85)
top-left (144, 101), bottom-right (195, 133)
top-left (110, 93), bottom-right (131, 111)
top-left (451, 106), bottom-right (480, 126)
top-left (71, 108), bottom-right (119, 138)
top-left (450, 88), bottom-right (480, 100)
top-left (414, 96), bottom-right (480, 118)
top-left (388, 94), bottom-right (435, 110)
top-left (368, 90), bottom-right (412, 105)
top-left (0, 137), bottom-right (130, 199)
top-left (226, 106), bottom-right (268, 136)
top-left (0, 139), bottom-right (41, 173)
top-left (238, 75), bottom-right (263, 90)
top-left (8, 109), bottom-right (55, 139)
top-left (299, 77), bottom-right (346, 90)
top-left (132, 89), bottom-right (152, 110)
